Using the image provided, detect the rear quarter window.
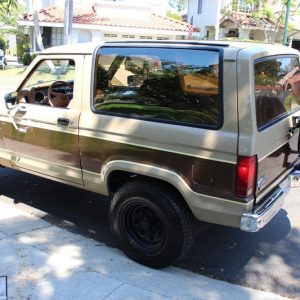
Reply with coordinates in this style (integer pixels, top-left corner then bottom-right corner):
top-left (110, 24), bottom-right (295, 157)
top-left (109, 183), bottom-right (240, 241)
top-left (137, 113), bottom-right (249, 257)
top-left (93, 47), bottom-right (222, 128)
top-left (255, 56), bottom-right (300, 129)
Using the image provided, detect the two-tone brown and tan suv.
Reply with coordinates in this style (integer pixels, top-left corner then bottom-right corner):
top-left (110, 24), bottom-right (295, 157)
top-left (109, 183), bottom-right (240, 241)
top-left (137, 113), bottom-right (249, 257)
top-left (1, 41), bottom-right (300, 268)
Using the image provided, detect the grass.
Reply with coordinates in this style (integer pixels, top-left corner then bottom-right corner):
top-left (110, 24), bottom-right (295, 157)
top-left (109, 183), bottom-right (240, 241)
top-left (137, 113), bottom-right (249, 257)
top-left (0, 67), bottom-right (27, 93)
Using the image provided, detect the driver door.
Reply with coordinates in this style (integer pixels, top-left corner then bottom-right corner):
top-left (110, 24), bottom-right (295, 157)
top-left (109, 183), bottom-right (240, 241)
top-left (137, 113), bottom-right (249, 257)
top-left (10, 56), bottom-right (83, 185)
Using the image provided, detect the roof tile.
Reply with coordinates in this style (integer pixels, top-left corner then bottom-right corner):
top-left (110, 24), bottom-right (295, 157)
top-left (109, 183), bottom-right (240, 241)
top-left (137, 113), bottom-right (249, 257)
top-left (21, 5), bottom-right (190, 32)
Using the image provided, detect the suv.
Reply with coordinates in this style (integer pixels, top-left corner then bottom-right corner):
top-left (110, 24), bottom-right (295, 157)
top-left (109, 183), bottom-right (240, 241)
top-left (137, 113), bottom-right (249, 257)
top-left (1, 41), bottom-right (300, 268)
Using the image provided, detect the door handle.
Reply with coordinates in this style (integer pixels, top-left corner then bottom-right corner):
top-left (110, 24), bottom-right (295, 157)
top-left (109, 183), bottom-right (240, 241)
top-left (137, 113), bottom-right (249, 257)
top-left (18, 105), bottom-right (27, 113)
top-left (57, 118), bottom-right (70, 126)
top-left (7, 106), bottom-right (28, 133)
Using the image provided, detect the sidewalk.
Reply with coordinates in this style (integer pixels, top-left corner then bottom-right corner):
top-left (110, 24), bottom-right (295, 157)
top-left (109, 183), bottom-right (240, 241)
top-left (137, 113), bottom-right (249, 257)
top-left (0, 196), bottom-right (290, 300)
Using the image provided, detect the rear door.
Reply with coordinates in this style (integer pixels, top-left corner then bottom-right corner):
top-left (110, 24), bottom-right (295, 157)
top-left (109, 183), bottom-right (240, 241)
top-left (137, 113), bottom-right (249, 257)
top-left (254, 55), bottom-right (300, 201)
top-left (238, 51), bottom-right (300, 203)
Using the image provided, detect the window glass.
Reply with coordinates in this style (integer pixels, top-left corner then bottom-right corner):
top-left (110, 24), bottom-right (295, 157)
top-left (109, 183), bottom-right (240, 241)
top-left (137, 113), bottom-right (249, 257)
top-left (19, 59), bottom-right (75, 107)
top-left (93, 47), bottom-right (221, 127)
top-left (255, 56), bottom-right (300, 128)
top-left (25, 60), bottom-right (75, 89)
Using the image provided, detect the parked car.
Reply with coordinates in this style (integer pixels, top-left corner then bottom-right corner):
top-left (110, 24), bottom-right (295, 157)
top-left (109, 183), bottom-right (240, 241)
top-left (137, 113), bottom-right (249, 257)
top-left (1, 41), bottom-right (300, 268)
top-left (0, 49), bottom-right (7, 70)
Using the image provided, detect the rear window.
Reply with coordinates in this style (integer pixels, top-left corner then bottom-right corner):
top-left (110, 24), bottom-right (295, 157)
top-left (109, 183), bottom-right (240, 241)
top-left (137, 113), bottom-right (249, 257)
top-left (255, 56), bottom-right (300, 129)
top-left (93, 47), bottom-right (222, 128)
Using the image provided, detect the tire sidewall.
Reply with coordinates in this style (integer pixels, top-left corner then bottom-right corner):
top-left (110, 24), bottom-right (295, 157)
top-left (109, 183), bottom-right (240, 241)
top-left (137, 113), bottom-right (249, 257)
top-left (110, 182), bottom-right (185, 268)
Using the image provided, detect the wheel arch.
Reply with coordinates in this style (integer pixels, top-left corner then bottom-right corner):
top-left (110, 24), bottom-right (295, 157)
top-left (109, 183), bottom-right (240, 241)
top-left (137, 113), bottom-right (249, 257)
top-left (102, 160), bottom-right (192, 211)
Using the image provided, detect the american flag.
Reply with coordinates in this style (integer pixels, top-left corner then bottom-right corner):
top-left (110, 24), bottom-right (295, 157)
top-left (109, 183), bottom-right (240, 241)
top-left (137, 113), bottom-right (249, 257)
top-left (188, 16), bottom-right (193, 40)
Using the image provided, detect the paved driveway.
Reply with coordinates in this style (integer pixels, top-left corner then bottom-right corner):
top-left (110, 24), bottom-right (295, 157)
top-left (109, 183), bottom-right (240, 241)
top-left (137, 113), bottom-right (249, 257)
top-left (0, 168), bottom-right (299, 299)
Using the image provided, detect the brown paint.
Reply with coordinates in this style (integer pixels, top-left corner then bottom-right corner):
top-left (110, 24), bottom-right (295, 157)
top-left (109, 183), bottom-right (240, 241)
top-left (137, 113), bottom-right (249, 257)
top-left (256, 132), bottom-right (300, 198)
top-left (0, 120), bottom-right (81, 169)
top-left (79, 135), bottom-right (236, 200)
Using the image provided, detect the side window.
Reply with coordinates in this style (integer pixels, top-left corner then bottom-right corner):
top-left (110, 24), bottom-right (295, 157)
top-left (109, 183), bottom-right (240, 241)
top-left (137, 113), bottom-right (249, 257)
top-left (255, 56), bottom-right (300, 128)
top-left (18, 59), bottom-right (75, 108)
top-left (93, 47), bottom-right (222, 128)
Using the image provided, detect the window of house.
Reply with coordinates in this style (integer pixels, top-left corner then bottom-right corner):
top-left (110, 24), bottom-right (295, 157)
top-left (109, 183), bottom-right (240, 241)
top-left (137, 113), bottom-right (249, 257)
top-left (104, 33), bottom-right (118, 38)
top-left (51, 27), bottom-right (64, 46)
top-left (157, 37), bottom-right (169, 40)
top-left (255, 56), bottom-right (300, 128)
top-left (140, 36), bottom-right (153, 39)
top-left (93, 47), bottom-right (222, 128)
top-left (122, 34), bottom-right (135, 39)
top-left (198, 0), bottom-right (203, 14)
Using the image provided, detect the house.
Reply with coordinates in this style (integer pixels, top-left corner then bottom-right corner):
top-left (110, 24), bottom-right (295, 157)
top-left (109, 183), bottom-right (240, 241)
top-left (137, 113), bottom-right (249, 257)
top-left (187, 0), bottom-right (279, 41)
top-left (19, 1), bottom-right (196, 51)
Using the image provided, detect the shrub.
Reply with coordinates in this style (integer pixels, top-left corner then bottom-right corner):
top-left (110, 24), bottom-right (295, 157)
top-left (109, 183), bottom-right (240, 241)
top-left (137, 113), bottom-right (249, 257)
top-left (0, 35), bottom-right (7, 52)
top-left (22, 52), bottom-right (37, 65)
top-left (17, 28), bottom-right (30, 61)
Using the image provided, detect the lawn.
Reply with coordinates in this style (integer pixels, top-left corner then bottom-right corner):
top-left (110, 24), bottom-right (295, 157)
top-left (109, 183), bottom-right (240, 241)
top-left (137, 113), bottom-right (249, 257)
top-left (0, 67), bottom-right (27, 94)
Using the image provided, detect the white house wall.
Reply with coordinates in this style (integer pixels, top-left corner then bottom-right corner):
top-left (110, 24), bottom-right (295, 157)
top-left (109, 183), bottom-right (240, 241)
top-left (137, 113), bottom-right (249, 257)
top-left (188, 0), bottom-right (222, 39)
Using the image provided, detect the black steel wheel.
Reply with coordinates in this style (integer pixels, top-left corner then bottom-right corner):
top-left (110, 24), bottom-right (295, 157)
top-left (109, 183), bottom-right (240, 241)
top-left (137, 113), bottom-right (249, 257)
top-left (110, 181), bottom-right (196, 268)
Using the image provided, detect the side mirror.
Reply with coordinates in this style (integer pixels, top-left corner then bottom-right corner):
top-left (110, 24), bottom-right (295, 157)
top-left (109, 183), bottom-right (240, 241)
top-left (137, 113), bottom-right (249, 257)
top-left (4, 91), bottom-right (17, 107)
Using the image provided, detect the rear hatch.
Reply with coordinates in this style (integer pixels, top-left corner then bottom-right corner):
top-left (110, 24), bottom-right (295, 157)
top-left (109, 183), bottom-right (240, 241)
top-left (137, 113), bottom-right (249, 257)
top-left (237, 50), bottom-right (300, 204)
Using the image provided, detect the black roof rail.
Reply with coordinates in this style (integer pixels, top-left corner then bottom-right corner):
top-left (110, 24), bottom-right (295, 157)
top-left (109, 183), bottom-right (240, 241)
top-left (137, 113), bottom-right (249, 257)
top-left (105, 40), bottom-right (230, 47)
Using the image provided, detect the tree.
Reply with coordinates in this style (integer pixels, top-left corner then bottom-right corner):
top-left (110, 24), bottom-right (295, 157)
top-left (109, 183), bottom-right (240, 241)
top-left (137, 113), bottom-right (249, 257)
top-left (0, 0), bottom-right (18, 14)
top-left (168, 0), bottom-right (187, 12)
top-left (166, 10), bottom-right (183, 21)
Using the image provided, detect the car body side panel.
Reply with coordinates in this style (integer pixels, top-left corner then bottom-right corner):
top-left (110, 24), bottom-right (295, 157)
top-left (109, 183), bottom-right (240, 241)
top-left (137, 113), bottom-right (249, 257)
top-left (78, 49), bottom-right (244, 227)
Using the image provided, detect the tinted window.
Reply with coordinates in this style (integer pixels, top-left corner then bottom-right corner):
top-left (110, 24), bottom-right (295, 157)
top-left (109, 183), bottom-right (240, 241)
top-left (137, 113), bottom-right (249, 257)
top-left (93, 47), bottom-right (221, 127)
top-left (255, 56), bottom-right (300, 128)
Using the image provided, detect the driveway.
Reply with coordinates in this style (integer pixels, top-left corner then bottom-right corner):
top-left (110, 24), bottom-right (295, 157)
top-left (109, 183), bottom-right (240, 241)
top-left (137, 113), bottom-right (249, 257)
top-left (0, 168), bottom-right (299, 299)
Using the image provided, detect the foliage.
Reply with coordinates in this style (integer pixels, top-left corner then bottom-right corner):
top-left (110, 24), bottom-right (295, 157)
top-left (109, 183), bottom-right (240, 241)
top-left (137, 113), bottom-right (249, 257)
top-left (168, 0), bottom-right (187, 12)
top-left (17, 29), bottom-right (30, 60)
top-left (22, 52), bottom-right (37, 66)
top-left (166, 10), bottom-right (183, 21)
top-left (223, 0), bottom-right (300, 42)
top-left (0, 0), bottom-right (18, 14)
top-left (0, 35), bottom-right (7, 52)
top-left (0, 1), bottom-right (25, 56)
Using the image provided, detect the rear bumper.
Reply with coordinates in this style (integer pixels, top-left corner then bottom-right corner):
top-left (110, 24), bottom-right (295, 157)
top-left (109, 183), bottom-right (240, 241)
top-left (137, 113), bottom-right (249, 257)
top-left (240, 171), bottom-right (300, 232)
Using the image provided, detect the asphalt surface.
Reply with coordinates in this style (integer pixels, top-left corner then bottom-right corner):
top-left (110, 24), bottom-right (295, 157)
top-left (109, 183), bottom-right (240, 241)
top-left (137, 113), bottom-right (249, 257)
top-left (0, 168), bottom-right (299, 299)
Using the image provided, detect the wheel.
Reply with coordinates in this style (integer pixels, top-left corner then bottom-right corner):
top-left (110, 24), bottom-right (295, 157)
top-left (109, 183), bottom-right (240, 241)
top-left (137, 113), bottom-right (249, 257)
top-left (110, 181), bottom-right (196, 268)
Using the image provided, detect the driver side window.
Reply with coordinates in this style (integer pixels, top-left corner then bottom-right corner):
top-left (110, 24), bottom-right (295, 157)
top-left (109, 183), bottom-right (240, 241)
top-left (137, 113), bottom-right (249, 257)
top-left (18, 59), bottom-right (75, 108)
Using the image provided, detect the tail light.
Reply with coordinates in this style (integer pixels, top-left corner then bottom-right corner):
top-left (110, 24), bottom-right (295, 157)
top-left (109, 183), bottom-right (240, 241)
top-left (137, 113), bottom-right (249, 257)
top-left (235, 155), bottom-right (257, 198)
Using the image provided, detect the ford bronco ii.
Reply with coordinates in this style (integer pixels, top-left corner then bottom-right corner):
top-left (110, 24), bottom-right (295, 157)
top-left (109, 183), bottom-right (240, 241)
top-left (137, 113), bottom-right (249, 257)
top-left (1, 41), bottom-right (300, 268)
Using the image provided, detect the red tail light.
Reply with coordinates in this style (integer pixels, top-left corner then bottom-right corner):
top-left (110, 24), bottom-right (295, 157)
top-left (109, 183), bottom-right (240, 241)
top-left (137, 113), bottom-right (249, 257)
top-left (235, 155), bottom-right (257, 198)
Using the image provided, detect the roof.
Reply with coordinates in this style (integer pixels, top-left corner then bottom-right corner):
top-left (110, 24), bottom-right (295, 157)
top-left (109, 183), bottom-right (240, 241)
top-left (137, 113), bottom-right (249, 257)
top-left (41, 40), bottom-right (299, 57)
top-left (20, 4), bottom-right (190, 33)
top-left (220, 11), bottom-right (276, 30)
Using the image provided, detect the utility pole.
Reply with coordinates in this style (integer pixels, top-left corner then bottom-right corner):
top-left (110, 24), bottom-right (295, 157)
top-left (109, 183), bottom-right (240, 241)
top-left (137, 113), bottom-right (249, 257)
top-left (64, 0), bottom-right (73, 45)
top-left (283, 0), bottom-right (291, 45)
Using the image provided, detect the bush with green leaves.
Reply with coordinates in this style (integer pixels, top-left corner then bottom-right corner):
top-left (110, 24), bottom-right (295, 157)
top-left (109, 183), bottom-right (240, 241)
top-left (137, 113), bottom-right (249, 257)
top-left (22, 52), bottom-right (37, 65)
top-left (0, 35), bottom-right (7, 52)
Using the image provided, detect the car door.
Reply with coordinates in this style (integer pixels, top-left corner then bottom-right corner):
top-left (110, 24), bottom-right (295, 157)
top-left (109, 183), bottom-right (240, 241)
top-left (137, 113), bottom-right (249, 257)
top-left (10, 55), bottom-right (84, 185)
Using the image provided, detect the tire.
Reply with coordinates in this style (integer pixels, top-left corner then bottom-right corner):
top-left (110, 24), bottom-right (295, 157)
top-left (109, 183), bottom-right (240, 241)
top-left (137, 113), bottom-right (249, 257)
top-left (110, 181), bottom-right (196, 268)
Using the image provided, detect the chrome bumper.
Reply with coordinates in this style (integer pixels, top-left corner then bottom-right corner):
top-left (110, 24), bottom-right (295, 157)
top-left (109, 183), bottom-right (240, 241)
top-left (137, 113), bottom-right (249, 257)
top-left (240, 171), bottom-right (300, 232)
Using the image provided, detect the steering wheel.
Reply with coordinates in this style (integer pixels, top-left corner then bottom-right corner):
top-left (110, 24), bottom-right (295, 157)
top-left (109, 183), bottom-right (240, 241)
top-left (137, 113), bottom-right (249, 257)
top-left (48, 80), bottom-right (73, 107)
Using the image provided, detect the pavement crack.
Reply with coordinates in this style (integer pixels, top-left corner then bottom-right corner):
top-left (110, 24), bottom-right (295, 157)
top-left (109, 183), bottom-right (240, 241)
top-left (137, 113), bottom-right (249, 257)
top-left (11, 224), bottom-right (54, 236)
top-left (102, 283), bottom-right (124, 300)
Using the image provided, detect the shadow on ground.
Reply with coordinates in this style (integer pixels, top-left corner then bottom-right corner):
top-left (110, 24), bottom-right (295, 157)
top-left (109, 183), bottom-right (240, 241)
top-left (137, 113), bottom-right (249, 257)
top-left (0, 168), bottom-right (299, 299)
